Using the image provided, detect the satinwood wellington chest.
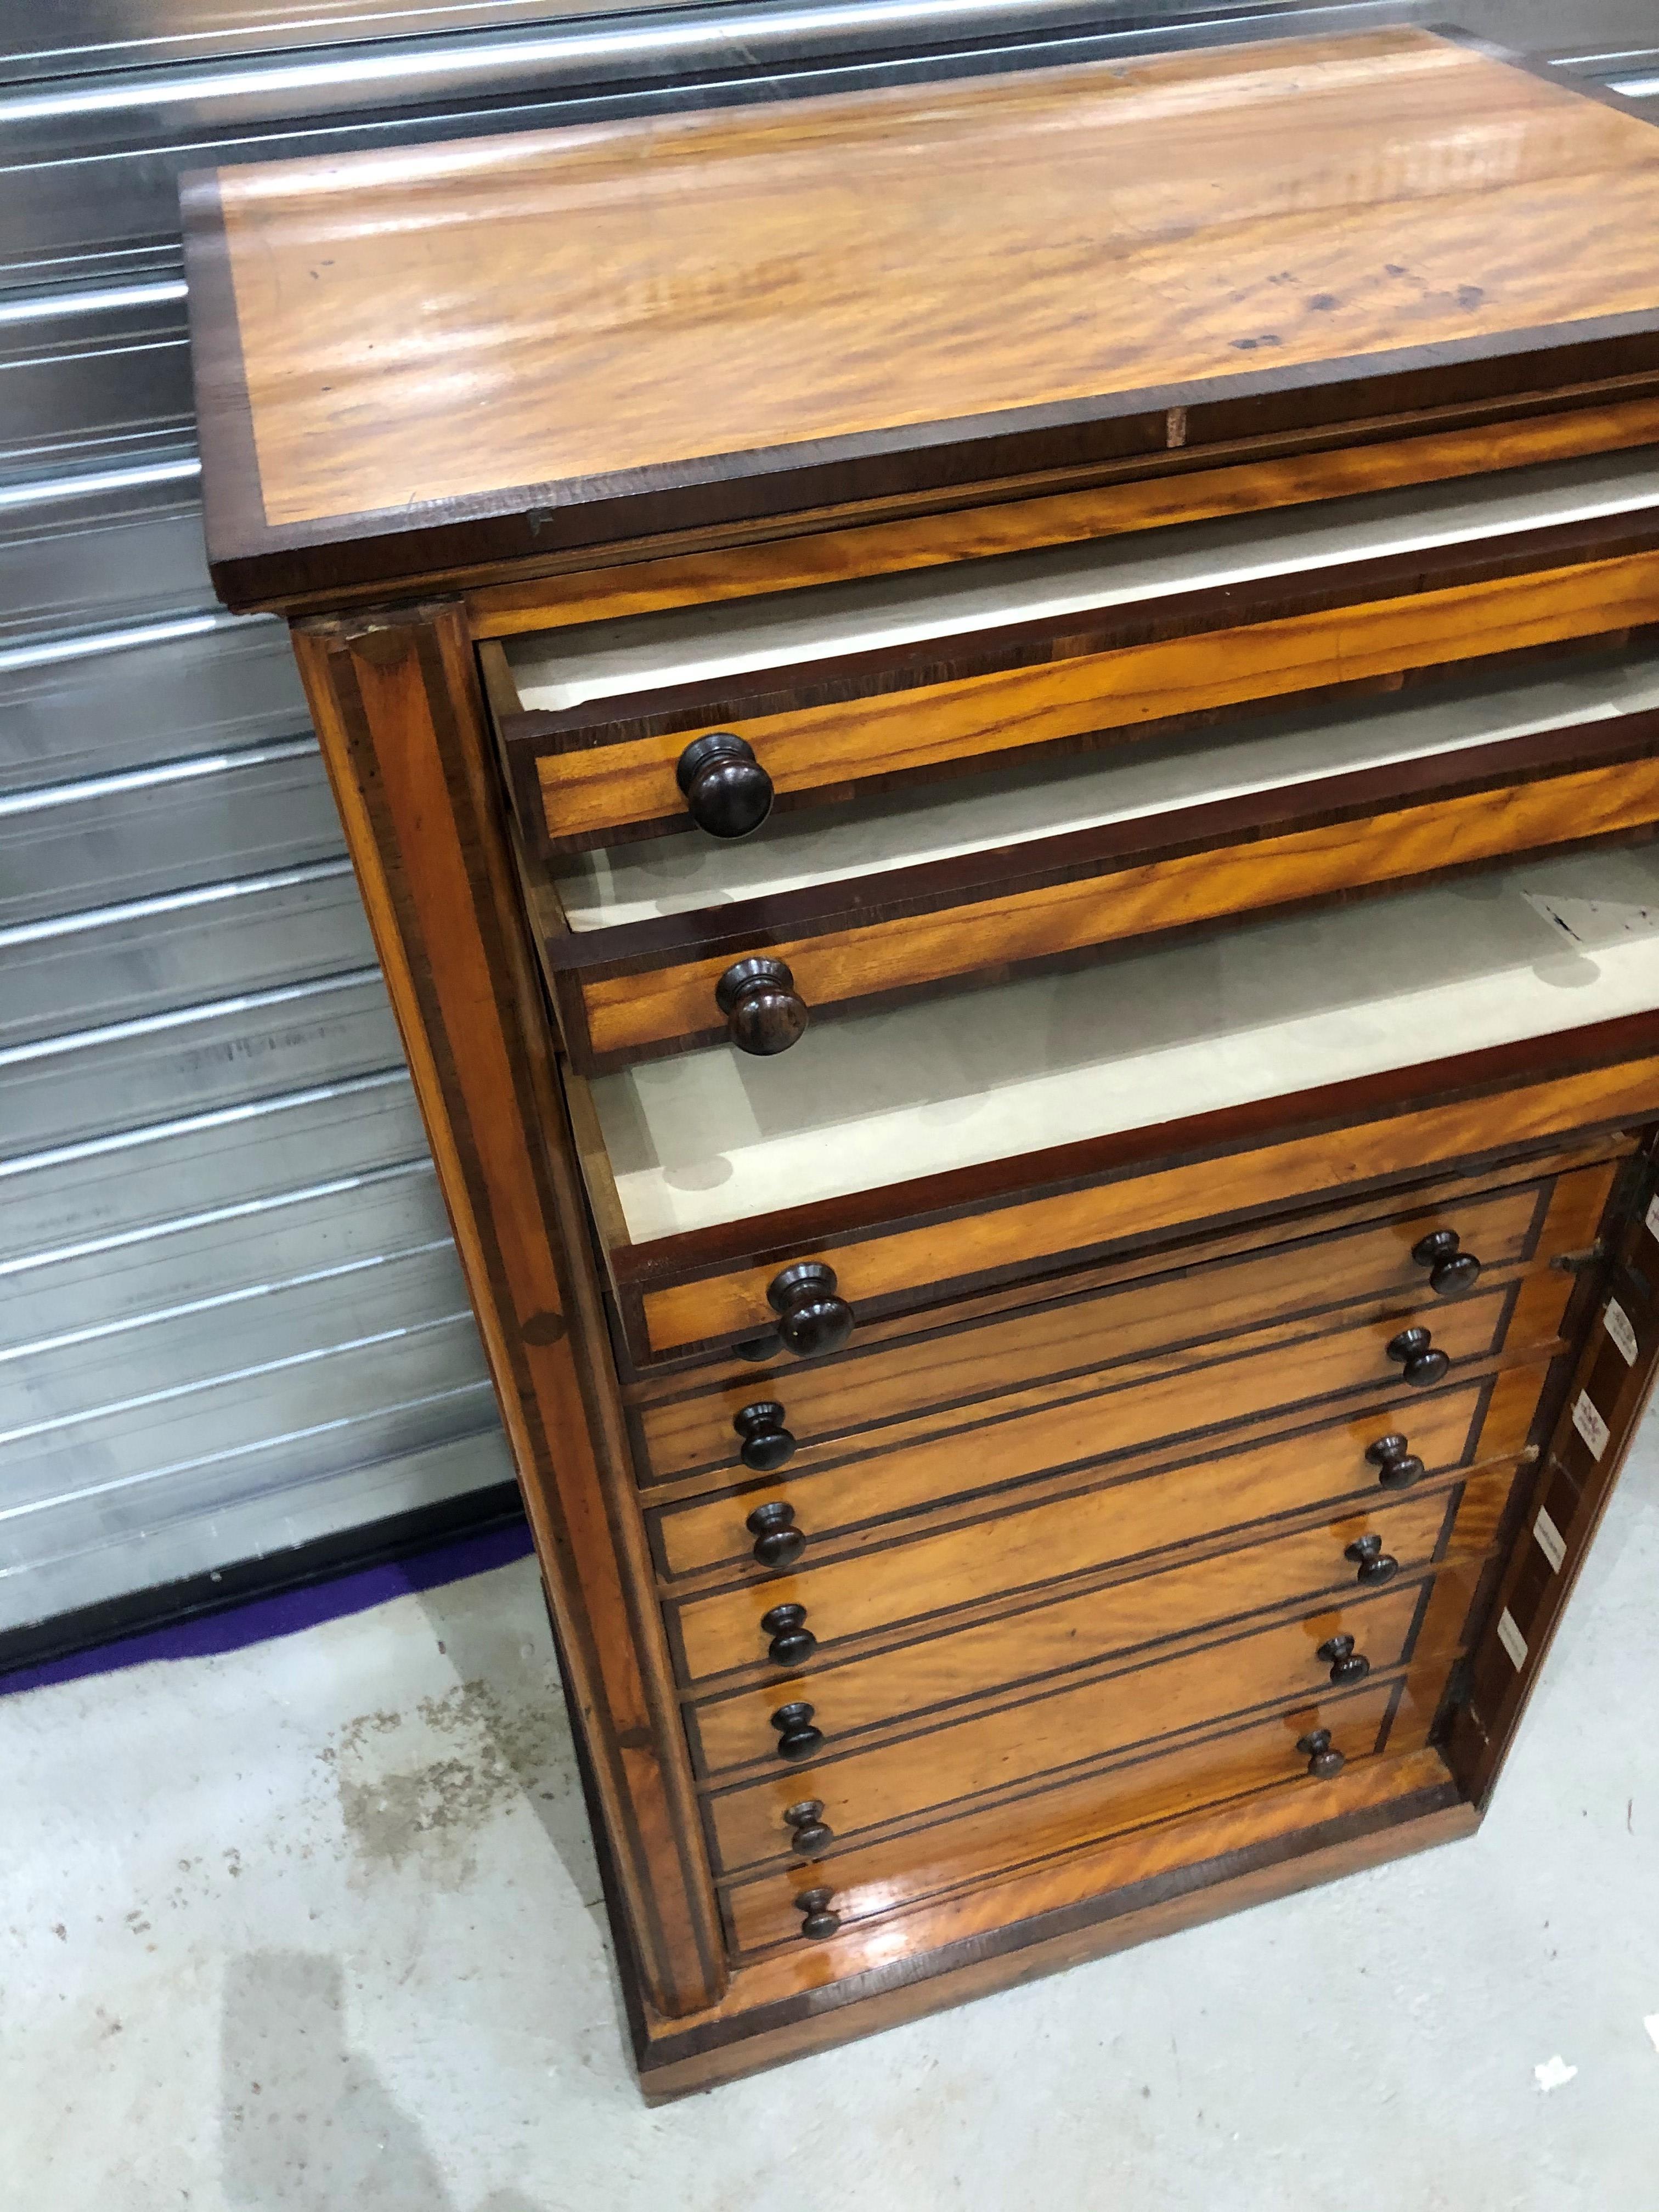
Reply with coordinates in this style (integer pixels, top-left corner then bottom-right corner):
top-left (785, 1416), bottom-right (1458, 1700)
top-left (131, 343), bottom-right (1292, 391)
top-left (184, 22), bottom-right (1659, 2095)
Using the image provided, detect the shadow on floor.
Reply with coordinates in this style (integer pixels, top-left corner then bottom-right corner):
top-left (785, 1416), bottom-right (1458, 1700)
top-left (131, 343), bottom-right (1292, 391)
top-left (221, 1951), bottom-right (548, 2212)
top-left (409, 1561), bottom-right (637, 2065)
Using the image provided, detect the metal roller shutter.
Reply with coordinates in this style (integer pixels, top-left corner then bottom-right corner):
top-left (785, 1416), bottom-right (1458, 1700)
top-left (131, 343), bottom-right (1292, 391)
top-left (2, 0), bottom-right (1650, 1644)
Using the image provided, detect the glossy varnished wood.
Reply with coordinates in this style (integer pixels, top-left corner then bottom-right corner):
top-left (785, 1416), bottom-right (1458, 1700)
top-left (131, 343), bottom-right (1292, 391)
top-left (544, 722), bottom-right (1659, 1069)
top-left (466, 394), bottom-right (1659, 640)
top-left (189, 28), bottom-right (1659, 606)
top-left (720, 1673), bottom-right (1404, 1952)
top-left (606, 1029), bottom-right (1659, 1361)
top-left (635, 1163), bottom-right (1609, 1481)
top-left (703, 1573), bottom-right (1438, 1872)
top-left (669, 1391), bottom-right (1528, 1695)
top-left (656, 1280), bottom-right (1549, 1593)
top-left (687, 1472), bottom-right (1506, 1778)
top-left (289, 608), bottom-right (725, 2018)
top-left (516, 548), bottom-right (1659, 853)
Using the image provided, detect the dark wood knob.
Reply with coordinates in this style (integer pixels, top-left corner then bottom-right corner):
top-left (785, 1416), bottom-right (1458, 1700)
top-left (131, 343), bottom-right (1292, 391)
top-left (783, 1799), bottom-right (834, 1855)
top-left (1411, 1227), bottom-right (1482, 1297)
top-left (1386, 1325), bottom-right (1450, 1387)
top-left (1345, 1533), bottom-right (1400, 1586)
top-left (1365, 1433), bottom-right (1426, 1488)
top-left (1318, 1632), bottom-right (1371, 1685)
top-left (746, 1499), bottom-right (805, 1569)
top-left (733, 1332), bottom-right (781, 1363)
top-left (761, 1602), bottom-right (816, 1667)
top-left (768, 1262), bottom-right (854, 1357)
top-left (734, 1401), bottom-right (796, 1472)
top-left (1298, 1728), bottom-right (1346, 1781)
top-left (795, 1885), bottom-right (840, 1939)
top-left (771, 1701), bottom-right (824, 1760)
top-left (716, 956), bottom-right (809, 1056)
top-left (675, 731), bottom-right (773, 839)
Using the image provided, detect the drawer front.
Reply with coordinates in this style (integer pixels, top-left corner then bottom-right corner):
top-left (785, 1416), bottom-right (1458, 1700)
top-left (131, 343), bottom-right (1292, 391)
top-left (636, 1165), bottom-right (1604, 1483)
top-left (562, 737), bottom-right (1659, 1070)
top-left (722, 1673), bottom-right (1403, 1953)
top-left (654, 1278), bottom-right (1554, 1585)
top-left (687, 1468), bottom-right (1509, 1774)
top-left (521, 550), bottom-right (1659, 851)
top-left (626, 1063), bottom-right (1652, 1362)
top-left (705, 1575), bottom-right (1431, 1872)
top-left (673, 1368), bottom-right (1541, 1688)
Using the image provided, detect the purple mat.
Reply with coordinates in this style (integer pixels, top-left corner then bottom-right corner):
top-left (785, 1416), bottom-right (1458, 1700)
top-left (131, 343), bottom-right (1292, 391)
top-left (0, 1520), bottom-right (536, 1699)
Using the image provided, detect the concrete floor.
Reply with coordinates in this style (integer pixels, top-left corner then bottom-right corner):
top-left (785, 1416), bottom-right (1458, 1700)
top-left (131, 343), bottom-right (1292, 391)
top-left (4, 1425), bottom-right (1657, 2212)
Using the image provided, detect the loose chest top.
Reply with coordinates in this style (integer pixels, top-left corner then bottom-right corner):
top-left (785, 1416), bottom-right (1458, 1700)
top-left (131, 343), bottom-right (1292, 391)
top-left (184, 25), bottom-right (1659, 608)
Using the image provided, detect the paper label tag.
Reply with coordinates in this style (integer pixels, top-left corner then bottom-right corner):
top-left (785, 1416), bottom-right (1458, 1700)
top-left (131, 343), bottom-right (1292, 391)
top-left (1534, 1508), bottom-right (1567, 1574)
top-left (1497, 1608), bottom-right (1529, 1670)
top-left (1572, 1390), bottom-right (1610, 1461)
top-left (1604, 1297), bottom-right (1639, 1367)
top-left (1647, 1193), bottom-right (1659, 1245)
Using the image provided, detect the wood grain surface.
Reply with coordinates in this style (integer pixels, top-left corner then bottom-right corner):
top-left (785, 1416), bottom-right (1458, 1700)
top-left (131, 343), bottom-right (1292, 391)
top-left (289, 607), bottom-right (726, 2017)
top-left (719, 1675), bottom-right (1403, 1951)
top-left (671, 1414), bottom-right (1518, 1702)
top-left (703, 1576), bottom-right (1434, 1871)
top-left (524, 551), bottom-right (1659, 849)
top-left (466, 393), bottom-right (1659, 640)
top-left (561, 735), bottom-right (1659, 1067)
top-left (190, 27), bottom-right (1659, 605)
top-left (623, 1037), bottom-right (1659, 1358)
top-left (687, 1475), bottom-right (1503, 1777)
top-left (656, 1283), bottom-right (1532, 1593)
top-left (635, 1170), bottom-right (1580, 1485)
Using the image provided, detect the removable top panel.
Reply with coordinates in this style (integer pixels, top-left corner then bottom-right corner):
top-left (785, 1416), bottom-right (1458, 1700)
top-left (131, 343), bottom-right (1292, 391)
top-left (185, 26), bottom-right (1659, 606)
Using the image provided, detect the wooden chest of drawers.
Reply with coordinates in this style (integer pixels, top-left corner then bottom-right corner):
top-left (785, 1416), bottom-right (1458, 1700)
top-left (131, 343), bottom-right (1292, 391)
top-left (184, 22), bottom-right (1659, 2096)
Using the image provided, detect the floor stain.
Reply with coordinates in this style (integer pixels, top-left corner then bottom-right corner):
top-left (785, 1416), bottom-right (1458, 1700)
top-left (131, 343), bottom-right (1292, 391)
top-left (329, 1680), bottom-right (561, 1876)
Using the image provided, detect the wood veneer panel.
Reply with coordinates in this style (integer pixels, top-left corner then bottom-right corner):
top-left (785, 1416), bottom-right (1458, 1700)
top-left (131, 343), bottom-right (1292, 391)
top-left (705, 1577), bottom-right (1431, 1871)
top-left (637, 1167), bottom-right (1606, 1483)
top-left (1451, 1139), bottom-right (1659, 1801)
top-left (672, 1407), bottom-right (1518, 1700)
top-left (289, 607), bottom-right (725, 2018)
top-left (689, 1476), bottom-right (1502, 1777)
top-left (191, 30), bottom-right (1659, 603)
top-left (569, 740), bottom-right (1659, 1064)
top-left (526, 552), bottom-right (1659, 849)
top-left (657, 1284), bottom-right (1533, 1592)
top-left (722, 1675), bottom-right (1403, 1953)
top-left (627, 1043), bottom-right (1659, 1357)
top-left (637, 1752), bottom-right (1470, 2095)
top-left (466, 394), bottom-right (1659, 639)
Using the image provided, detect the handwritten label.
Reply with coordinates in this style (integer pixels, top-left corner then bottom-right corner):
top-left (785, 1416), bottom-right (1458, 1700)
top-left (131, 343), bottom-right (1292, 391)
top-left (1604, 1297), bottom-right (1638, 1367)
top-left (1646, 1193), bottom-right (1659, 1245)
top-left (1572, 1391), bottom-right (1610, 1461)
top-left (1497, 1608), bottom-right (1529, 1671)
top-left (1534, 1508), bottom-right (1567, 1574)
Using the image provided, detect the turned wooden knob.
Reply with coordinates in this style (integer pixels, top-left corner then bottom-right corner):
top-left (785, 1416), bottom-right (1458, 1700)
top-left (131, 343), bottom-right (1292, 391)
top-left (1345, 1532), bottom-right (1400, 1586)
top-left (796, 1885), bottom-right (840, 1939)
top-left (716, 956), bottom-right (809, 1056)
top-left (771, 1701), bottom-right (824, 1760)
top-left (1411, 1227), bottom-right (1482, 1297)
top-left (783, 1799), bottom-right (834, 1855)
top-left (1299, 1728), bottom-right (1346, 1781)
top-left (761, 1602), bottom-right (816, 1667)
top-left (1318, 1632), bottom-right (1371, 1686)
top-left (1365, 1433), bottom-right (1426, 1488)
top-left (1386, 1325), bottom-right (1449, 1387)
top-left (746, 1499), bottom-right (805, 1569)
top-left (675, 731), bottom-right (773, 838)
top-left (768, 1262), bottom-right (854, 1357)
top-left (734, 1401), bottom-right (796, 1472)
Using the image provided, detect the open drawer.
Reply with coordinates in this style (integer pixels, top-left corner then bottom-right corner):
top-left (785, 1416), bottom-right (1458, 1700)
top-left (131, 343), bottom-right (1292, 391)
top-left (486, 445), bottom-right (1659, 861)
top-left (563, 847), bottom-right (1659, 1369)
top-left (522, 647), bottom-right (1659, 1072)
